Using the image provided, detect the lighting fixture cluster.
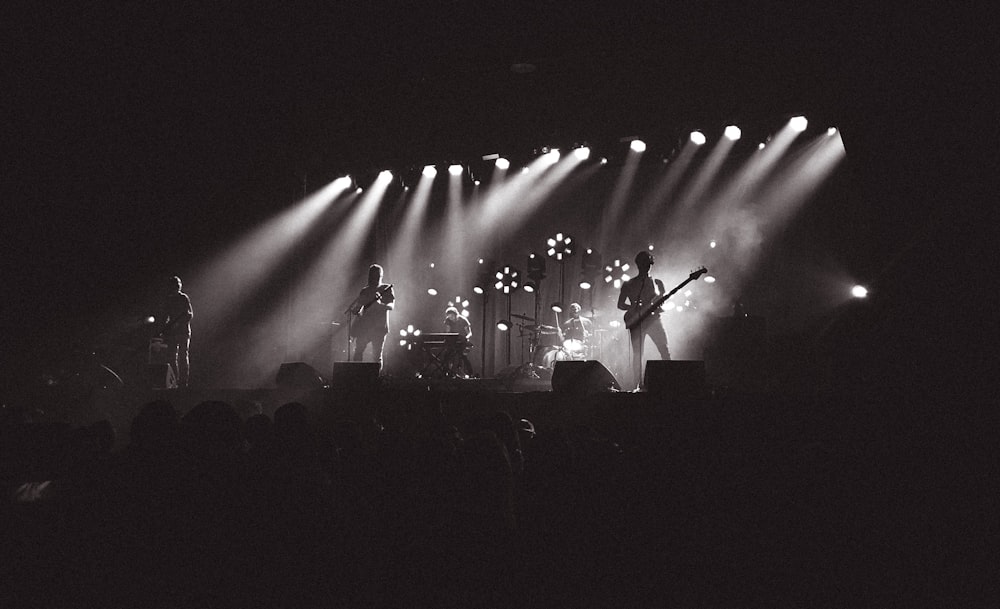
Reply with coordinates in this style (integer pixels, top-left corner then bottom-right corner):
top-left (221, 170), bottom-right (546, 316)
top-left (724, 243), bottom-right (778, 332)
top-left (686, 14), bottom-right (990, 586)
top-left (604, 259), bottom-right (632, 290)
top-left (494, 266), bottom-right (521, 294)
top-left (546, 233), bottom-right (575, 261)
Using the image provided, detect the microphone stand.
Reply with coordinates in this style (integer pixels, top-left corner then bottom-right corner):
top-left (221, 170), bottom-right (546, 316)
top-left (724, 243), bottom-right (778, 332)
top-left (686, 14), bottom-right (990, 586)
top-left (343, 296), bottom-right (362, 362)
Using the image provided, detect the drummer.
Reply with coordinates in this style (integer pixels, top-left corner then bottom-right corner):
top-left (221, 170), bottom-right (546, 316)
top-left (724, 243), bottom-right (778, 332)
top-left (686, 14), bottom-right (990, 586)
top-left (562, 302), bottom-right (593, 344)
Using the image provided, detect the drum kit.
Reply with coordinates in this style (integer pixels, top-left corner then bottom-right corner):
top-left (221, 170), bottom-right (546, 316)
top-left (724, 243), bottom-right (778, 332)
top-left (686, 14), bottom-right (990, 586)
top-left (511, 312), bottom-right (607, 372)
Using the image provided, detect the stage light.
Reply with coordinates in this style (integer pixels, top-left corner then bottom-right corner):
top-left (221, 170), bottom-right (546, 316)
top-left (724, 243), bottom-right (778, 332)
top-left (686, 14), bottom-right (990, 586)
top-left (399, 324), bottom-right (421, 349)
top-left (609, 320), bottom-right (622, 329)
top-left (703, 275), bottom-right (716, 283)
top-left (758, 142), bottom-right (766, 150)
top-left (377, 170), bottom-right (393, 182)
top-left (579, 279), bottom-right (592, 290)
top-left (448, 164), bottom-right (463, 176)
top-left (473, 286), bottom-right (484, 295)
top-left (427, 288), bottom-right (438, 296)
top-left (709, 240), bottom-right (717, 248)
top-left (724, 125), bottom-right (742, 141)
top-left (332, 176), bottom-right (352, 189)
top-left (827, 127), bottom-right (838, 136)
top-left (495, 157), bottom-right (510, 170)
top-left (448, 296), bottom-right (471, 318)
top-left (790, 115), bottom-right (808, 132)
top-left (630, 139), bottom-right (647, 153)
top-left (494, 266), bottom-right (521, 294)
top-left (497, 319), bottom-right (511, 332)
top-left (604, 259), bottom-right (631, 289)
top-left (423, 165), bottom-right (437, 178)
top-left (690, 131), bottom-right (706, 145)
top-left (574, 146), bottom-right (591, 160)
top-left (550, 302), bottom-right (563, 313)
top-left (523, 279), bottom-right (537, 293)
top-left (851, 285), bottom-right (868, 298)
top-left (146, 315), bottom-right (156, 324)
top-left (546, 233), bottom-right (575, 261)
top-left (541, 149), bottom-right (560, 165)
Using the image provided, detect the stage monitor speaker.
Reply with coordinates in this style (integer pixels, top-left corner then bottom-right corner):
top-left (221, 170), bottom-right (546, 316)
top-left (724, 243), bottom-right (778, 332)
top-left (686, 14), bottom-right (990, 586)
top-left (551, 360), bottom-right (622, 394)
top-left (643, 360), bottom-right (706, 398)
top-left (148, 364), bottom-right (176, 389)
top-left (276, 362), bottom-right (326, 390)
top-left (329, 362), bottom-right (380, 392)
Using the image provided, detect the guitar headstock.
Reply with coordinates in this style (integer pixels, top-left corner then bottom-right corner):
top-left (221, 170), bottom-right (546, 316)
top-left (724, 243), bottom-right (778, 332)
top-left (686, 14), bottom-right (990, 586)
top-left (689, 266), bottom-right (708, 280)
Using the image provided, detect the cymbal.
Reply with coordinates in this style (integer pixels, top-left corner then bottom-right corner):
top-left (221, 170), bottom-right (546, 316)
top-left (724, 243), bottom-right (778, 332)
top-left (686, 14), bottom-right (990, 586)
top-left (511, 313), bottom-right (535, 321)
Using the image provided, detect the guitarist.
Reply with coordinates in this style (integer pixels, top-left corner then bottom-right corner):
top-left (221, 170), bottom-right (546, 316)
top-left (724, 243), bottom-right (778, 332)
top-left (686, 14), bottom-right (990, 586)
top-left (158, 275), bottom-right (194, 387)
top-left (349, 264), bottom-right (395, 371)
top-left (617, 251), bottom-right (671, 390)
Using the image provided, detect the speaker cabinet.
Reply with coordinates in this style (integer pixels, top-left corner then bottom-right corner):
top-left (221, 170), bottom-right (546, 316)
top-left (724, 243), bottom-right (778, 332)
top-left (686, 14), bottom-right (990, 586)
top-left (551, 360), bottom-right (622, 394)
top-left (276, 362), bottom-right (326, 390)
top-left (329, 362), bottom-right (380, 392)
top-left (643, 360), bottom-right (707, 398)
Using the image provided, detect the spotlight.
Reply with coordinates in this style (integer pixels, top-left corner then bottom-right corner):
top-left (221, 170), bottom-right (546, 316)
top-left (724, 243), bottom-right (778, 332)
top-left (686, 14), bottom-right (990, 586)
top-left (724, 125), bottom-right (742, 141)
top-left (827, 127), bottom-right (838, 136)
top-left (399, 325), bottom-right (421, 349)
top-left (703, 275), bottom-right (716, 284)
top-left (758, 142), bottom-right (766, 150)
top-left (378, 170), bottom-right (393, 182)
top-left (709, 240), bottom-right (717, 248)
top-left (448, 164), bottom-right (463, 176)
top-left (851, 285), bottom-right (868, 298)
top-left (546, 233), bottom-right (575, 261)
top-left (146, 315), bottom-right (156, 324)
top-left (494, 266), bottom-right (521, 294)
top-left (630, 139), bottom-right (647, 153)
top-left (496, 319), bottom-right (511, 332)
top-left (604, 259), bottom-right (631, 290)
top-left (495, 157), bottom-right (510, 170)
top-left (790, 115), bottom-right (808, 132)
top-left (690, 131), bottom-right (706, 145)
top-left (473, 286), bottom-right (485, 295)
top-left (332, 176), bottom-right (352, 190)
top-left (550, 302), bottom-right (563, 313)
top-left (427, 288), bottom-right (438, 296)
top-left (523, 279), bottom-right (537, 293)
top-left (574, 146), bottom-right (591, 160)
top-left (541, 149), bottom-right (560, 165)
top-left (423, 165), bottom-right (437, 177)
top-left (449, 296), bottom-right (471, 318)
top-left (579, 279), bottom-right (592, 290)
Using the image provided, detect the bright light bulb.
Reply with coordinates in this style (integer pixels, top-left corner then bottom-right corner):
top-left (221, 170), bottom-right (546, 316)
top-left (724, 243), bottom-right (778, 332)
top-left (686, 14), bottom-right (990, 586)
top-left (690, 131), bottom-right (706, 145)
top-left (724, 125), bottom-right (742, 141)
top-left (574, 147), bottom-right (590, 160)
top-left (630, 139), bottom-right (646, 153)
top-left (448, 164), bottom-right (463, 176)
top-left (423, 165), bottom-right (437, 177)
top-left (495, 157), bottom-right (510, 170)
top-left (790, 116), bottom-right (808, 132)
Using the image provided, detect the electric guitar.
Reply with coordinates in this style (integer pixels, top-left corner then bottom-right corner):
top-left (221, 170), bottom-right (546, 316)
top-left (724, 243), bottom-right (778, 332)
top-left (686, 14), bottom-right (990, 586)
top-left (623, 267), bottom-right (707, 330)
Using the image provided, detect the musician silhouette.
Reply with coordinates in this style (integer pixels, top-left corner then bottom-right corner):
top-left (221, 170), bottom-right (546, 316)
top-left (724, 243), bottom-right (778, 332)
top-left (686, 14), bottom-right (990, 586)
top-left (349, 264), bottom-right (395, 371)
top-left (442, 306), bottom-right (474, 378)
top-left (617, 251), bottom-right (670, 390)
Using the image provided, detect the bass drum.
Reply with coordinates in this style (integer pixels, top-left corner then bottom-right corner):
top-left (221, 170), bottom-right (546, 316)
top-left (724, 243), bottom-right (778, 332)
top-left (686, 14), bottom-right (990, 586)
top-left (541, 347), bottom-right (570, 370)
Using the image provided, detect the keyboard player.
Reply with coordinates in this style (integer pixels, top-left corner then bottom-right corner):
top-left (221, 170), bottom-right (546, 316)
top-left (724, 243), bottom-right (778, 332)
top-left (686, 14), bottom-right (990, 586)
top-left (442, 306), bottom-right (475, 378)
